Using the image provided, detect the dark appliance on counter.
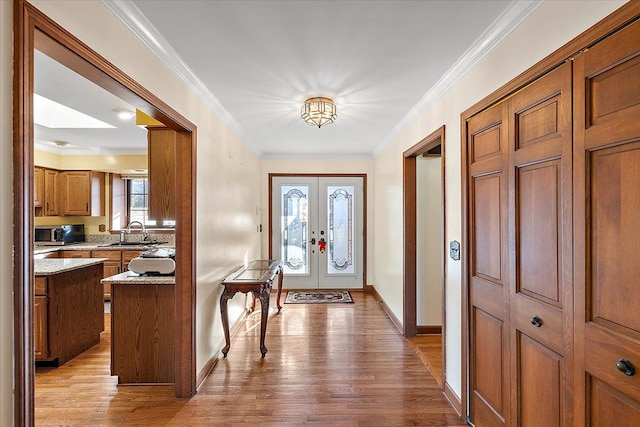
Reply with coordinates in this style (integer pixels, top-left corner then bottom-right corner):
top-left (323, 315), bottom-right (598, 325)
top-left (35, 224), bottom-right (85, 245)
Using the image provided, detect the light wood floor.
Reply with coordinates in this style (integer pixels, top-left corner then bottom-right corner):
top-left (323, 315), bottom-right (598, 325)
top-left (35, 291), bottom-right (463, 426)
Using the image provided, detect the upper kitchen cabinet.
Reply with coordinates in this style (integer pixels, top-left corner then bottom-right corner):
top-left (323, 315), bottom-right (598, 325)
top-left (60, 171), bottom-right (105, 216)
top-left (44, 169), bottom-right (59, 216)
top-left (147, 127), bottom-right (178, 222)
top-left (34, 167), bottom-right (45, 208)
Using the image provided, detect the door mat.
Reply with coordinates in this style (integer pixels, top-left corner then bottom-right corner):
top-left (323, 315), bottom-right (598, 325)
top-left (285, 290), bottom-right (354, 304)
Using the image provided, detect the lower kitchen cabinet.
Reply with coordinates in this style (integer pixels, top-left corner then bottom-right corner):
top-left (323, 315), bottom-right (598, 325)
top-left (34, 262), bottom-right (104, 365)
top-left (110, 282), bottom-right (175, 384)
top-left (92, 250), bottom-right (123, 301)
top-left (34, 277), bottom-right (49, 359)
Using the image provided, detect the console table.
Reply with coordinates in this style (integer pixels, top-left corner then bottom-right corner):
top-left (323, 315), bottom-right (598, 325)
top-left (220, 259), bottom-right (284, 358)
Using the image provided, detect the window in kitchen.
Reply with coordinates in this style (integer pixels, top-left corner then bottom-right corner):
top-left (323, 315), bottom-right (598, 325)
top-left (127, 178), bottom-right (175, 228)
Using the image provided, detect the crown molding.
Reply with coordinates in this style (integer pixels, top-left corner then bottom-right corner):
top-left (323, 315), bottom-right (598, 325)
top-left (100, 0), bottom-right (260, 156)
top-left (373, 0), bottom-right (543, 157)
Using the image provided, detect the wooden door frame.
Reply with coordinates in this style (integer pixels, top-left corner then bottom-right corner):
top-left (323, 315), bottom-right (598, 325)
top-left (402, 126), bottom-right (450, 402)
top-left (402, 125), bottom-right (445, 338)
top-left (268, 173), bottom-right (368, 288)
top-left (13, 1), bottom-right (197, 425)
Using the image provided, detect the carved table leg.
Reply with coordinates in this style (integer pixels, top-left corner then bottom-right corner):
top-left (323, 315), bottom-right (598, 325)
top-left (276, 267), bottom-right (284, 312)
top-left (257, 285), bottom-right (271, 357)
top-left (250, 293), bottom-right (256, 312)
top-left (220, 287), bottom-right (236, 357)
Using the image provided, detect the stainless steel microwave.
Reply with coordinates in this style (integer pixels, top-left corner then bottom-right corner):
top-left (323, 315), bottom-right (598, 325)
top-left (35, 224), bottom-right (85, 245)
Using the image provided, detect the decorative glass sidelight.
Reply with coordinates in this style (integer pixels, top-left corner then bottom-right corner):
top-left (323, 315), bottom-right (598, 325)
top-left (281, 186), bottom-right (309, 274)
top-left (327, 186), bottom-right (355, 274)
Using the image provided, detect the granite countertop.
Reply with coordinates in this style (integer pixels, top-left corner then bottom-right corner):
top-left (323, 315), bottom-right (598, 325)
top-left (35, 258), bottom-right (108, 276)
top-left (34, 242), bottom-right (174, 255)
top-left (101, 271), bottom-right (175, 285)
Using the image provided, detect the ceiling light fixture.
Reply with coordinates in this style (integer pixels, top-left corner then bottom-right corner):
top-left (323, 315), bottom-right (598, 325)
top-left (301, 97), bottom-right (337, 128)
top-left (113, 108), bottom-right (135, 120)
top-left (53, 140), bottom-right (69, 147)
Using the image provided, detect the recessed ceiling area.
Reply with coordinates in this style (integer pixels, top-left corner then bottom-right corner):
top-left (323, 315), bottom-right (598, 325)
top-left (34, 49), bottom-right (147, 155)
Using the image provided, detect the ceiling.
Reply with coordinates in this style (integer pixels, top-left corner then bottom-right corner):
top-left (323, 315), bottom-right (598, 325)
top-left (35, 1), bottom-right (541, 158)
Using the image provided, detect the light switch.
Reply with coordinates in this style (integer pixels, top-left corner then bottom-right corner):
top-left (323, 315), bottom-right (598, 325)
top-left (449, 240), bottom-right (460, 261)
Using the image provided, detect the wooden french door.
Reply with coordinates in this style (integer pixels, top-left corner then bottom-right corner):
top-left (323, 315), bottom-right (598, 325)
top-left (574, 18), bottom-right (640, 425)
top-left (467, 62), bottom-right (573, 426)
top-left (271, 176), bottom-right (364, 289)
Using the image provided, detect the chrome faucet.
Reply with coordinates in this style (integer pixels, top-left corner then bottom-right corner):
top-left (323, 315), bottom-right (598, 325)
top-left (125, 221), bottom-right (147, 242)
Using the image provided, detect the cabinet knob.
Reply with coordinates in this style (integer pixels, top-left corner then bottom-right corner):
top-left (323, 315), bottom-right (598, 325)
top-left (616, 358), bottom-right (635, 376)
top-left (530, 315), bottom-right (542, 328)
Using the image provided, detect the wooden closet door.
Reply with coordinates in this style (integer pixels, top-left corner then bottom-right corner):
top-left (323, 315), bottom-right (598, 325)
top-left (508, 62), bottom-right (573, 426)
top-left (574, 19), bottom-right (640, 426)
top-left (467, 102), bottom-right (510, 426)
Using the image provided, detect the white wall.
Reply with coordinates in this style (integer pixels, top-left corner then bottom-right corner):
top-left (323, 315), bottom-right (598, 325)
top-left (372, 0), bottom-right (626, 401)
top-left (26, 0), bottom-right (262, 379)
top-left (416, 155), bottom-right (442, 326)
top-left (0, 1), bottom-right (13, 425)
top-left (260, 158), bottom-right (375, 284)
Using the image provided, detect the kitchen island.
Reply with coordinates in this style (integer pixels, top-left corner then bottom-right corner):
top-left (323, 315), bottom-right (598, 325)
top-left (102, 272), bottom-right (175, 384)
top-left (35, 258), bottom-right (106, 365)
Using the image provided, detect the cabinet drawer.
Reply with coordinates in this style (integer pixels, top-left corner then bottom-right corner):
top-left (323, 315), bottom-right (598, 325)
top-left (35, 277), bottom-right (47, 295)
top-left (62, 250), bottom-right (92, 259)
top-left (92, 250), bottom-right (122, 262)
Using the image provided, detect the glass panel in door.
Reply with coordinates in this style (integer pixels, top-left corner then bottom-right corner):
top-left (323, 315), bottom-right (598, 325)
top-left (281, 185), bottom-right (309, 275)
top-left (327, 185), bottom-right (355, 275)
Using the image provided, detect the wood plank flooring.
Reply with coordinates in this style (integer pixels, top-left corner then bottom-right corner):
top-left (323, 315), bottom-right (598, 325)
top-left (408, 335), bottom-right (443, 387)
top-left (35, 291), bottom-right (464, 426)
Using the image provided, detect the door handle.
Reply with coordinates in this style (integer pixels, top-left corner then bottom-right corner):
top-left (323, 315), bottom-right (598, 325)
top-left (311, 238), bottom-right (316, 245)
top-left (616, 358), bottom-right (635, 376)
top-left (530, 315), bottom-right (542, 328)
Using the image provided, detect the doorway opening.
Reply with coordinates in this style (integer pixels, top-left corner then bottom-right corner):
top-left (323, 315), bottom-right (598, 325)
top-left (14, 2), bottom-right (196, 425)
top-left (402, 125), bottom-right (446, 386)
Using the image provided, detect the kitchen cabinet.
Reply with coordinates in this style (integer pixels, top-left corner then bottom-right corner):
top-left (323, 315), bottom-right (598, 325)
top-left (107, 277), bottom-right (175, 384)
top-left (34, 260), bottom-right (104, 365)
top-left (121, 250), bottom-right (143, 272)
top-left (147, 127), bottom-right (179, 222)
top-left (62, 250), bottom-right (92, 259)
top-left (34, 167), bottom-right (44, 207)
top-left (60, 171), bottom-right (105, 216)
top-left (34, 277), bottom-right (48, 360)
top-left (92, 250), bottom-right (122, 301)
top-left (43, 169), bottom-right (59, 216)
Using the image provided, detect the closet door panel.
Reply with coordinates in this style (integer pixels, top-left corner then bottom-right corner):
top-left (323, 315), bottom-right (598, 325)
top-left (582, 21), bottom-right (640, 148)
top-left (510, 62), bottom-right (573, 424)
top-left (575, 18), bottom-right (640, 426)
top-left (468, 103), bottom-right (510, 426)
top-left (518, 333), bottom-right (563, 427)
top-left (589, 378), bottom-right (640, 425)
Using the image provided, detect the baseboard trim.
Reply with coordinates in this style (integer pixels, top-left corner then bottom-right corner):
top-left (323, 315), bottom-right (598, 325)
top-left (444, 381), bottom-right (463, 418)
top-left (416, 325), bottom-right (442, 335)
top-left (369, 285), bottom-right (403, 334)
top-left (196, 307), bottom-right (250, 390)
